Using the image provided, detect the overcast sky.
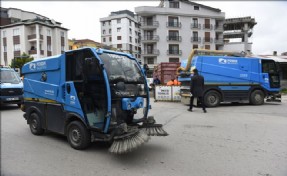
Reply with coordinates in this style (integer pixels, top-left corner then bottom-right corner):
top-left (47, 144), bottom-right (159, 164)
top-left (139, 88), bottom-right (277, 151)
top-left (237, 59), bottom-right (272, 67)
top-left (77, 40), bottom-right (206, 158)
top-left (2, 1), bottom-right (287, 55)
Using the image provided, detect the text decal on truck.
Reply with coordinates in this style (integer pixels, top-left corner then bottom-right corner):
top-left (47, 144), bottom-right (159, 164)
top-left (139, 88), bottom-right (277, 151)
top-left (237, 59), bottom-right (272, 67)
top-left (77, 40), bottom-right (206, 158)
top-left (218, 58), bottom-right (238, 64)
top-left (29, 61), bottom-right (47, 71)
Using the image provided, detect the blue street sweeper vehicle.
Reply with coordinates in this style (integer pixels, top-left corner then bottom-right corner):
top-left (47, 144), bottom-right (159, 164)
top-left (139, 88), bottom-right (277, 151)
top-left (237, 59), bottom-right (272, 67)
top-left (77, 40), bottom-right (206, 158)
top-left (177, 49), bottom-right (281, 107)
top-left (21, 47), bottom-right (168, 154)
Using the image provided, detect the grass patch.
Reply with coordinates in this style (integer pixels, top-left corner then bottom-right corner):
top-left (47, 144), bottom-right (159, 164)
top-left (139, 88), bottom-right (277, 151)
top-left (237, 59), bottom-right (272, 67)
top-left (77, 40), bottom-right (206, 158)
top-left (280, 88), bottom-right (287, 94)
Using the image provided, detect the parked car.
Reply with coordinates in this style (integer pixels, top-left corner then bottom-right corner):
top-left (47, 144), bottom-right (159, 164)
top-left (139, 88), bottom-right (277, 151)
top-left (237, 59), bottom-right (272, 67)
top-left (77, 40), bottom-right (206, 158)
top-left (0, 66), bottom-right (23, 107)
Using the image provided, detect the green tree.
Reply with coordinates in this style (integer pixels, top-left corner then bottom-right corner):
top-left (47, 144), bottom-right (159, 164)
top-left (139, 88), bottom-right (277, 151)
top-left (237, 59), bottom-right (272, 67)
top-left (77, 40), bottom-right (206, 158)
top-left (10, 52), bottom-right (34, 74)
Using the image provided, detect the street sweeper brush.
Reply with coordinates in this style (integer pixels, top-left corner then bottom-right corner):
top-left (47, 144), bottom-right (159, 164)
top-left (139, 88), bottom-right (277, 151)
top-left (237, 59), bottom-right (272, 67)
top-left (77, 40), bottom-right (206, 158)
top-left (109, 128), bottom-right (150, 154)
top-left (139, 116), bottom-right (169, 136)
top-left (140, 124), bottom-right (168, 136)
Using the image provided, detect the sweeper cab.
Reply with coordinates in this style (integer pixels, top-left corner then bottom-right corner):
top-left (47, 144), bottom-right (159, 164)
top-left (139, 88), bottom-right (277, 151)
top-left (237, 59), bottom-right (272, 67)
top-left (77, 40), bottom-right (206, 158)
top-left (21, 47), bottom-right (168, 154)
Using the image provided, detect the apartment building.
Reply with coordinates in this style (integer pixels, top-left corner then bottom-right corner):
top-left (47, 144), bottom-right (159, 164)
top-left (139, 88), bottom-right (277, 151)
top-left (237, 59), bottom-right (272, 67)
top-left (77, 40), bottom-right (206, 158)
top-left (100, 10), bottom-right (141, 59)
top-left (135, 0), bottom-right (225, 71)
top-left (0, 8), bottom-right (68, 66)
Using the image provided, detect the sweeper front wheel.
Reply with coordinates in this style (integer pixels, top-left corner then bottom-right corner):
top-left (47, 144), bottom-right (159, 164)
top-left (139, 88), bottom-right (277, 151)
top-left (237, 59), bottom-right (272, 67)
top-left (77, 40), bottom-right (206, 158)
top-left (67, 121), bottom-right (91, 150)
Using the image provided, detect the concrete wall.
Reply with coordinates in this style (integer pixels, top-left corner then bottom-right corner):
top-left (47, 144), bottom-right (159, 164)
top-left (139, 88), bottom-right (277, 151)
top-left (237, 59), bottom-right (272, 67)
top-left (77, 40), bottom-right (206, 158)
top-left (224, 42), bottom-right (252, 53)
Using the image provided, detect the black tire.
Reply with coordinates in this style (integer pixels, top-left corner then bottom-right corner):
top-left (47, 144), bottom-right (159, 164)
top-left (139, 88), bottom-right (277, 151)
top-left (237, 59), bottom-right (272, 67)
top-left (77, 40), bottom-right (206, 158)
top-left (67, 121), bottom-right (91, 150)
top-left (250, 90), bottom-right (264, 105)
top-left (29, 112), bottom-right (45, 135)
top-left (204, 90), bottom-right (221, 107)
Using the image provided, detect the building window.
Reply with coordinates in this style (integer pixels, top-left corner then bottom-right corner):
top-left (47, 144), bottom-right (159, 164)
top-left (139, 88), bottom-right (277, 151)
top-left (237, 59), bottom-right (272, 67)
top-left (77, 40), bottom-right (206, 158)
top-left (47, 45), bottom-right (52, 51)
top-left (168, 16), bottom-right (180, 27)
top-left (109, 29), bottom-right (111, 34)
top-left (117, 36), bottom-right (121, 40)
top-left (193, 45), bottom-right (198, 49)
top-left (169, 58), bottom-right (179, 62)
top-left (129, 28), bottom-right (132, 34)
top-left (14, 44), bottom-right (20, 51)
top-left (102, 21), bottom-right (105, 26)
top-left (129, 20), bottom-right (132, 26)
top-left (194, 6), bottom-right (199, 10)
top-left (135, 31), bottom-right (138, 36)
top-left (192, 18), bottom-right (199, 28)
top-left (169, 1), bottom-right (179, 8)
top-left (103, 30), bottom-right (106, 34)
top-left (205, 45), bottom-right (210, 50)
top-left (193, 31), bottom-right (199, 41)
top-left (117, 19), bottom-right (121, 24)
top-left (60, 31), bottom-right (65, 37)
top-left (147, 58), bottom-right (154, 64)
top-left (109, 37), bottom-right (112, 42)
top-left (3, 31), bottom-right (6, 38)
top-left (168, 44), bottom-right (179, 54)
top-left (108, 21), bottom-right (111, 25)
top-left (168, 30), bottom-right (179, 41)
top-left (103, 38), bottom-right (106, 42)
top-left (3, 46), bottom-right (7, 52)
top-left (130, 36), bottom-right (132, 43)
top-left (13, 28), bottom-right (19, 36)
top-left (135, 38), bottom-right (138, 43)
top-left (61, 46), bottom-right (65, 51)
top-left (117, 44), bottom-right (122, 48)
top-left (117, 28), bottom-right (121, 32)
top-left (47, 29), bottom-right (51, 36)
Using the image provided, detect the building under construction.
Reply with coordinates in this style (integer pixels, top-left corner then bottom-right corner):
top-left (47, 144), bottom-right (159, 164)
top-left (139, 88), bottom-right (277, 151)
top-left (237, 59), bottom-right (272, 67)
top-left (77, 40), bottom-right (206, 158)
top-left (223, 16), bottom-right (257, 54)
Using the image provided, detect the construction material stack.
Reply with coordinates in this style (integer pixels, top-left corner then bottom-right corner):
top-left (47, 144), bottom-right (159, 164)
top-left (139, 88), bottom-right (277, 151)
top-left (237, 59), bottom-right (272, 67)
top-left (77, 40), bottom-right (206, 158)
top-left (155, 62), bottom-right (180, 84)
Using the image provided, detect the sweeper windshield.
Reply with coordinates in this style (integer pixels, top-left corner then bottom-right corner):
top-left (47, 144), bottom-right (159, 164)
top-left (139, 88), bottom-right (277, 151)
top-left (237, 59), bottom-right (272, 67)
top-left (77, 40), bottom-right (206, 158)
top-left (100, 53), bottom-right (144, 84)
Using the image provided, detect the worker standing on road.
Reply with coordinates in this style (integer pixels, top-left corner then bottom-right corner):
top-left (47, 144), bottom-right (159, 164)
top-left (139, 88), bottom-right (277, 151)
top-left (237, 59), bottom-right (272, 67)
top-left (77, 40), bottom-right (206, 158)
top-left (188, 69), bottom-right (207, 113)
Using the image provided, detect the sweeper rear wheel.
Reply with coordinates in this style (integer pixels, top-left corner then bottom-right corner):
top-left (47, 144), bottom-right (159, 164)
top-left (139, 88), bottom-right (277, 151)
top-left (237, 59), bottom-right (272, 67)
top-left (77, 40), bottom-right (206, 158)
top-left (67, 121), bottom-right (91, 150)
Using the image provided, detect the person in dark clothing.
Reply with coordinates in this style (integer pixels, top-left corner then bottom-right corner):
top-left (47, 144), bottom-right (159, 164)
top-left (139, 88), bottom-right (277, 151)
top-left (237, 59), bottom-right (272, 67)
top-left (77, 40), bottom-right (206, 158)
top-left (153, 76), bottom-right (161, 85)
top-left (143, 64), bottom-right (149, 76)
top-left (188, 68), bottom-right (207, 113)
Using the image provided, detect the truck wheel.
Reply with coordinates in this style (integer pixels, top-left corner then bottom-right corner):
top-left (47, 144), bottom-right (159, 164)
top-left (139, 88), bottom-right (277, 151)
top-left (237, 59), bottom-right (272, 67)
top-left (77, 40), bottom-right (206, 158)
top-left (29, 112), bottom-right (44, 135)
top-left (250, 90), bottom-right (264, 105)
top-left (204, 90), bottom-right (221, 107)
top-left (67, 121), bottom-right (91, 150)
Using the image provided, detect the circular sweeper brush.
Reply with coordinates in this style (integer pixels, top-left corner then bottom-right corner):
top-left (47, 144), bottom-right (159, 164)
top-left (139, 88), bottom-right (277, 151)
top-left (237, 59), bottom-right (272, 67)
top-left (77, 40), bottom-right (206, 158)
top-left (109, 127), bottom-right (150, 154)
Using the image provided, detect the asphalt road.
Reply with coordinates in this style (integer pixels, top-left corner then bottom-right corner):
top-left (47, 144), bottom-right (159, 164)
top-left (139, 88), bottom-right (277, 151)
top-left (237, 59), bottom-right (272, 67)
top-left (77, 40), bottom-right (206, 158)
top-left (1, 96), bottom-right (287, 176)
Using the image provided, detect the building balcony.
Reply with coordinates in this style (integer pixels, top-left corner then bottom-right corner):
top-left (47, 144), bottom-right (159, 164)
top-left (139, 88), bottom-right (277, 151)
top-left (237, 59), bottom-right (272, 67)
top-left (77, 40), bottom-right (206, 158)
top-left (141, 49), bottom-right (160, 56)
top-left (191, 23), bottom-right (201, 29)
top-left (14, 51), bottom-right (21, 57)
top-left (214, 38), bottom-right (224, 45)
top-left (141, 35), bottom-right (159, 43)
top-left (166, 22), bottom-right (181, 28)
top-left (167, 36), bottom-right (182, 42)
top-left (203, 37), bottom-right (213, 43)
top-left (191, 37), bottom-right (201, 43)
top-left (167, 50), bottom-right (182, 55)
top-left (140, 21), bottom-right (159, 29)
top-left (28, 34), bottom-right (43, 40)
top-left (203, 24), bottom-right (213, 30)
top-left (28, 50), bottom-right (44, 55)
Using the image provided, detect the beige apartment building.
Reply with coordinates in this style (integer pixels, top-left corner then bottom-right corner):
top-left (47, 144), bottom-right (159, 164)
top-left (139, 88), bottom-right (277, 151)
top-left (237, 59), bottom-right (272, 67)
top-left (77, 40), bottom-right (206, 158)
top-left (0, 8), bottom-right (68, 66)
